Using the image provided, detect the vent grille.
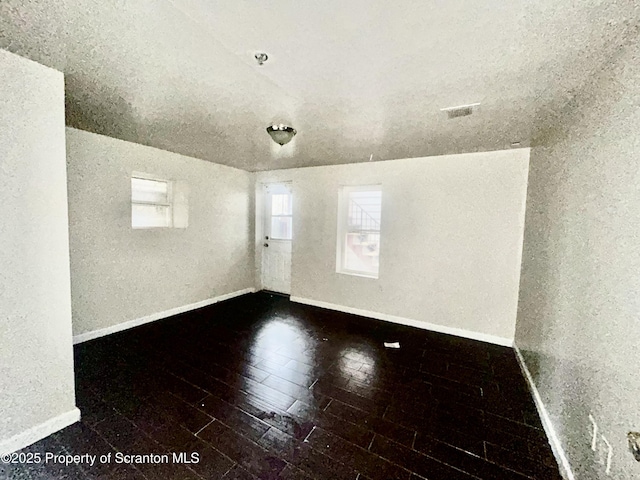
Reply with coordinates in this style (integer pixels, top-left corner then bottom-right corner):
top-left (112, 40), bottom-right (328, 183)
top-left (441, 103), bottom-right (480, 119)
top-left (447, 106), bottom-right (473, 119)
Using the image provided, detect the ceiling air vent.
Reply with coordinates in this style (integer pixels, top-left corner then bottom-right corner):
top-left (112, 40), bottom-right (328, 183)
top-left (441, 103), bottom-right (481, 119)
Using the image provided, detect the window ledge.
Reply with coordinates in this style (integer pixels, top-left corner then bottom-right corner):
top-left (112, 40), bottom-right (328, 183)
top-left (336, 269), bottom-right (379, 279)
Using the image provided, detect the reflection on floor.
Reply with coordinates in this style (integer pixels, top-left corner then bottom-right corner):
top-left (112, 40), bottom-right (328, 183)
top-left (2, 292), bottom-right (562, 479)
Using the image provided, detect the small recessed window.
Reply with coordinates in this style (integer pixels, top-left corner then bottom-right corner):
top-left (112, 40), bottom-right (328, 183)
top-left (131, 175), bottom-right (173, 228)
top-left (336, 185), bottom-right (382, 278)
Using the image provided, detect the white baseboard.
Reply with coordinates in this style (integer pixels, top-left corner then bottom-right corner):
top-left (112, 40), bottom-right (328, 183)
top-left (290, 296), bottom-right (513, 347)
top-left (514, 344), bottom-right (575, 480)
top-left (73, 287), bottom-right (256, 344)
top-left (0, 407), bottom-right (80, 456)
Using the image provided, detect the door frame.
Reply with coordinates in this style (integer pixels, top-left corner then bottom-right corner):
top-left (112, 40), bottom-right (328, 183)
top-left (256, 181), bottom-right (293, 293)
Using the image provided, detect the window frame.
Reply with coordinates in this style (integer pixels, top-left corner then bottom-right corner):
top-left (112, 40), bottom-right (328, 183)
top-left (336, 184), bottom-right (382, 279)
top-left (131, 172), bottom-right (174, 229)
top-left (264, 183), bottom-right (293, 241)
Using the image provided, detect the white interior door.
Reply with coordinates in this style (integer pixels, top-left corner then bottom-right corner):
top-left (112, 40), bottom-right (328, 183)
top-left (261, 183), bottom-right (292, 294)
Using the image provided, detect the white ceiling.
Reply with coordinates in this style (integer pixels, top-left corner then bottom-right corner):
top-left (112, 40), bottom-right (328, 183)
top-left (1, 0), bottom-right (637, 171)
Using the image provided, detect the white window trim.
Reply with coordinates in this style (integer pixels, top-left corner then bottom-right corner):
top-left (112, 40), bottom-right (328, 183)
top-left (336, 184), bottom-right (382, 279)
top-left (131, 172), bottom-right (174, 229)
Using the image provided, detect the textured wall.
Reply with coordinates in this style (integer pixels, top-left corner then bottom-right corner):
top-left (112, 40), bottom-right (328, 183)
top-left (516, 35), bottom-right (640, 479)
top-left (257, 149), bottom-right (529, 343)
top-left (66, 128), bottom-right (255, 337)
top-left (0, 51), bottom-right (77, 448)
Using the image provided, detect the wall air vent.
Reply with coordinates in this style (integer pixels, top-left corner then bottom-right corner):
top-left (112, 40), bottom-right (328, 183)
top-left (440, 103), bottom-right (481, 119)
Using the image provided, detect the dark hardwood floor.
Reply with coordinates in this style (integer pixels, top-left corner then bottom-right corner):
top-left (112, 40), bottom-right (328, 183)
top-left (2, 292), bottom-right (562, 479)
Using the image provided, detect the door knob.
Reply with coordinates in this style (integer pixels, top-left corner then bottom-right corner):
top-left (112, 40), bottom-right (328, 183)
top-left (264, 243), bottom-right (269, 247)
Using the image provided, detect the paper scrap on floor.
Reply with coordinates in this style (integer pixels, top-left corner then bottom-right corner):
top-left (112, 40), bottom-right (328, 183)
top-left (384, 342), bottom-right (400, 349)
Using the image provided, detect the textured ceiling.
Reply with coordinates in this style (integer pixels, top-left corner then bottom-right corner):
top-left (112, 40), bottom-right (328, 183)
top-left (1, 1), bottom-right (638, 171)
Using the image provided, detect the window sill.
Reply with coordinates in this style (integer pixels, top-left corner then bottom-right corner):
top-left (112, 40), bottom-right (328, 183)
top-left (336, 269), bottom-right (379, 279)
top-left (132, 226), bottom-right (174, 230)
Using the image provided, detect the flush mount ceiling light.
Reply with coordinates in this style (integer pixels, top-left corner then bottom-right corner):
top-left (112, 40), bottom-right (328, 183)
top-left (267, 124), bottom-right (297, 146)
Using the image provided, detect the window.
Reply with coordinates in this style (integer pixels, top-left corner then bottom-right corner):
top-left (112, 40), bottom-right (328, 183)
top-left (337, 185), bottom-right (382, 278)
top-left (131, 175), bottom-right (172, 228)
top-left (264, 183), bottom-right (293, 240)
top-left (131, 174), bottom-right (173, 228)
top-left (131, 173), bottom-right (188, 229)
top-left (267, 186), bottom-right (293, 240)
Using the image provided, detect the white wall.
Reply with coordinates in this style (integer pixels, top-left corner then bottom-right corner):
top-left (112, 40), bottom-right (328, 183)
top-left (66, 128), bottom-right (255, 339)
top-left (257, 149), bottom-right (529, 344)
top-left (0, 50), bottom-right (78, 454)
top-left (516, 34), bottom-right (640, 479)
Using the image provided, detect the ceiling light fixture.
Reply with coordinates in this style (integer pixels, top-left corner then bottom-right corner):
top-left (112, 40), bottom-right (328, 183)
top-left (267, 124), bottom-right (297, 146)
top-left (254, 52), bottom-right (268, 65)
